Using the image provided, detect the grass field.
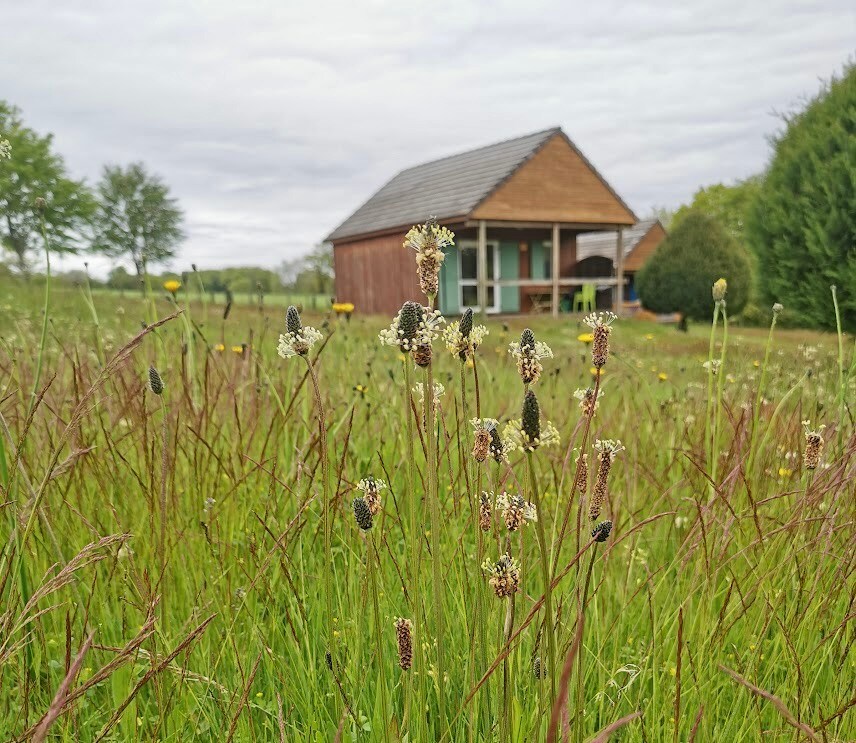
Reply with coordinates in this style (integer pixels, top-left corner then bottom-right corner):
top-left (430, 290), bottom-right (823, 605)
top-left (0, 276), bottom-right (853, 742)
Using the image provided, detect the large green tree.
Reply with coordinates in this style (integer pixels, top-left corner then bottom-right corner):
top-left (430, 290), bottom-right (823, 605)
top-left (673, 177), bottom-right (761, 248)
top-left (92, 163), bottom-right (184, 278)
top-left (748, 66), bottom-right (856, 330)
top-left (636, 211), bottom-right (753, 322)
top-left (0, 102), bottom-right (95, 272)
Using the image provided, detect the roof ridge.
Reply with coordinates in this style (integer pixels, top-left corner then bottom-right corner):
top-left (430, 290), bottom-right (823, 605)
top-left (393, 126), bottom-right (560, 176)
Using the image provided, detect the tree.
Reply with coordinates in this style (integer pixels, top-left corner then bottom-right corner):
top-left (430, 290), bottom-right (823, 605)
top-left (748, 65), bottom-right (856, 330)
top-left (0, 101), bottom-right (95, 272)
top-left (278, 242), bottom-right (334, 294)
top-left (92, 163), bottom-right (184, 279)
top-left (636, 211), bottom-right (753, 322)
top-left (673, 177), bottom-right (761, 248)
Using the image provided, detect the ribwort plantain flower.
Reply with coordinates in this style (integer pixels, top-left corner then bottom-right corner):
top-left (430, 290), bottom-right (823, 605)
top-left (404, 217), bottom-right (454, 298)
top-left (394, 618), bottom-right (414, 671)
top-left (574, 387), bottom-right (604, 418)
top-left (478, 492), bottom-right (493, 532)
top-left (503, 389), bottom-right (560, 453)
top-left (278, 306), bottom-right (323, 358)
top-left (584, 311), bottom-right (617, 369)
top-left (482, 553), bottom-right (520, 598)
top-left (712, 278), bottom-right (727, 304)
top-left (590, 440), bottom-right (624, 521)
top-left (471, 418), bottom-right (501, 462)
top-left (413, 343), bottom-right (433, 368)
top-left (576, 450), bottom-right (588, 495)
top-left (357, 477), bottom-right (387, 516)
top-left (496, 492), bottom-right (537, 531)
top-left (509, 328), bottom-right (553, 385)
top-left (352, 497), bottom-right (373, 531)
top-left (379, 301), bottom-right (444, 352)
top-left (802, 420), bottom-right (825, 470)
top-left (702, 359), bottom-right (721, 375)
top-left (591, 520), bottom-right (613, 543)
top-left (443, 310), bottom-right (488, 362)
top-left (148, 366), bottom-right (164, 396)
top-left (533, 656), bottom-right (543, 680)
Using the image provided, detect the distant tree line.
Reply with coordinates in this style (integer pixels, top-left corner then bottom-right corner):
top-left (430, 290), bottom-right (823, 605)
top-left (0, 100), bottom-right (332, 296)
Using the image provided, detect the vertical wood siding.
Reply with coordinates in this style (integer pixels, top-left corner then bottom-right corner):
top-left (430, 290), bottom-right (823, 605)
top-left (333, 234), bottom-right (421, 315)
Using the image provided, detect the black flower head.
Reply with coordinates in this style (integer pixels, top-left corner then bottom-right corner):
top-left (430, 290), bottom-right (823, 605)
top-left (459, 308), bottom-right (473, 339)
top-left (522, 389), bottom-right (540, 443)
top-left (352, 497), bottom-right (373, 531)
top-left (591, 520), bottom-right (613, 543)
top-left (148, 366), bottom-right (164, 396)
top-left (398, 301), bottom-right (424, 347)
top-left (286, 305), bottom-right (302, 335)
top-left (520, 328), bottom-right (535, 355)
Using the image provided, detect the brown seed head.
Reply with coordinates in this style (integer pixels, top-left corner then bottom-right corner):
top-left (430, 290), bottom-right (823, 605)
top-left (394, 618), bottom-right (413, 671)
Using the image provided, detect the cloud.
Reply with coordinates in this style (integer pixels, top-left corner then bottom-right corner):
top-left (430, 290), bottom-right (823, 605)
top-left (3, 0), bottom-right (853, 276)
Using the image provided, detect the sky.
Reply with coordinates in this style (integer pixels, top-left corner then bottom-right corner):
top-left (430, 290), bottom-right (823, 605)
top-left (2, 0), bottom-right (854, 276)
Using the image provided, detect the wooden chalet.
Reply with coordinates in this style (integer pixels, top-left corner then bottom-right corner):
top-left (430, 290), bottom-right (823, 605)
top-left (326, 127), bottom-right (640, 317)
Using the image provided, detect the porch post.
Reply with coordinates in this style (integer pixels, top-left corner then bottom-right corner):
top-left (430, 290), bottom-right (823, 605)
top-left (477, 220), bottom-right (487, 316)
top-left (551, 222), bottom-right (560, 318)
top-left (614, 226), bottom-right (625, 316)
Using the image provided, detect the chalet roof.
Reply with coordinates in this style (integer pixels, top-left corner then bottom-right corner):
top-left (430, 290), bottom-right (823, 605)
top-left (576, 219), bottom-right (660, 262)
top-left (326, 128), bottom-right (562, 242)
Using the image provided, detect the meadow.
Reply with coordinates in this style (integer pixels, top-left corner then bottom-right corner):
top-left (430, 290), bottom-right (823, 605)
top-left (0, 265), bottom-right (853, 742)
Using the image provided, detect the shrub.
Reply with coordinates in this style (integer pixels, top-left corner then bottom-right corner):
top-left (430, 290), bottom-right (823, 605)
top-left (747, 65), bottom-right (856, 330)
top-left (636, 212), bottom-right (753, 320)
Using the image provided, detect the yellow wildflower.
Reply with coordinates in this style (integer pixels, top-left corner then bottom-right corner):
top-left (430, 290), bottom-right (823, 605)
top-left (163, 279), bottom-right (181, 294)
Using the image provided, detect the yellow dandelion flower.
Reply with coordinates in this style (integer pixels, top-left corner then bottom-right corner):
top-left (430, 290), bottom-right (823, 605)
top-left (753, 359), bottom-right (761, 368)
top-left (163, 279), bottom-right (181, 294)
top-left (231, 345), bottom-right (244, 354)
top-left (778, 467), bottom-right (793, 479)
top-left (214, 343), bottom-right (225, 352)
top-left (590, 367), bottom-right (604, 377)
top-left (332, 302), bottom-right (355, 315)
top-left (577, 332), bottom-right (594, 344)
top-left (644, 333), bottom-right (654, 341)
top-left (658, 372), bottom-right (668, 381)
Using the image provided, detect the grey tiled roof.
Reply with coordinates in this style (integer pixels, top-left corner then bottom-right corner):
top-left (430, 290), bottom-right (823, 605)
top-left (576, 219), bottom-right (659, 261)
top-left (326, 127), bottom-right (560, 242)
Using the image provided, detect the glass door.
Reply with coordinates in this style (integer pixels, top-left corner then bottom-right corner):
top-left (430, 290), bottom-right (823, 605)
top-left (458, 240), bottom-right (500, 313)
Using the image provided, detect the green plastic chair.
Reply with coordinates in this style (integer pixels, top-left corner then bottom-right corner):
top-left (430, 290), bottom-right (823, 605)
top-left (572, 283), bottom-right (596, 313)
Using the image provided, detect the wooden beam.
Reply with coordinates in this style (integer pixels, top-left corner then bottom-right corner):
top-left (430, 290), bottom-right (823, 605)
top-left (551, 223), bottom-right (560, 318)
top-left (464, 219), bottom-right (633, 232)
top-left (496, 277), bottom-right (626, 288)
top-left (477, 220), bottom-right (487, 316)
top-left (614, 227), bottom-right (625, 316)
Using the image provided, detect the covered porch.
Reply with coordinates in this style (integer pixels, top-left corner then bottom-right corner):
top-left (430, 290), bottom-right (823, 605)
top-left (438, 220), bottom-right (629, 318)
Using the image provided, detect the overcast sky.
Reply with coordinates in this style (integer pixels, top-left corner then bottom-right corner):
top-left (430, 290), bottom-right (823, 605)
top-left (3, 1), bottom-right (854, 276)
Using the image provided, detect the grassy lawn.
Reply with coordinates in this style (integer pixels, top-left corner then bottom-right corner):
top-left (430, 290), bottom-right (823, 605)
top-left (0, 279), bottom-right (852, 741)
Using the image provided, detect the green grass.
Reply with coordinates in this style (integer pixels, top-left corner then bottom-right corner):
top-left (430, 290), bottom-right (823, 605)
top-left (0, 278), bottom-right (853, 741)
top-left (88, 286), bottom-right (329, 310)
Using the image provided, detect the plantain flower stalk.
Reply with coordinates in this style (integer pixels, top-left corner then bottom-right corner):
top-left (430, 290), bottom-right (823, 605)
top-left (584, 311), bottom-right (617, 369)
top-left (404, 217), bottom-right (454, 298)
top-left (444, 309), bottom-right (489, 362)
top-left (496, 492), bottom-right (537, 531)
top-left (590, 440), bottom-right (624, 521)
top-left (509, 328), bottom-right (553, 385)
top-left (802, 421), bottom-right (826, 470)
top-left (357, 476), bottom-right (387, 516)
